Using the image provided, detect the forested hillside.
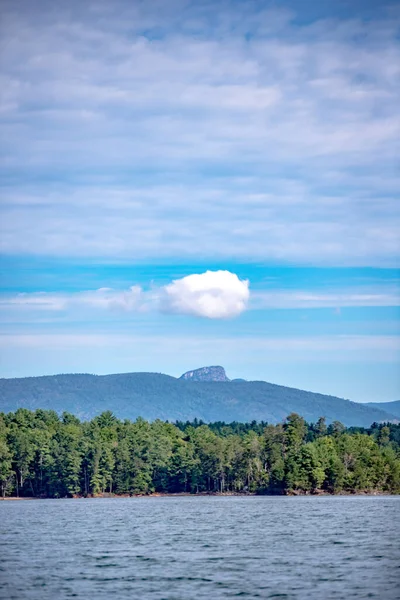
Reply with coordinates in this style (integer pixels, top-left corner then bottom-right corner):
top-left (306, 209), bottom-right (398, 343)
top-left (0, 371), bottom-right (397, 427)
top-left (1, 409), bottom-right (399, 498)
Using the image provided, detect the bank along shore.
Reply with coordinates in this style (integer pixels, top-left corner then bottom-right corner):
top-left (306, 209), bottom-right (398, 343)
top-left (1, 490), bottom-right (395, 500)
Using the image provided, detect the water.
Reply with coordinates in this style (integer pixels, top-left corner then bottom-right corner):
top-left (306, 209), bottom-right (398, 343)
top-left (0, 496), bottom-right (399, 599)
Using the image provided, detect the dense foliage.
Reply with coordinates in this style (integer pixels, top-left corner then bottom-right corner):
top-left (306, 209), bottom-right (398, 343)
top-left (1, 409), bottom-right (399, 498)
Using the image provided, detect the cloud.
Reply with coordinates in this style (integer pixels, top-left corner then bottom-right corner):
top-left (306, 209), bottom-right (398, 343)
top-left (0, 271), bottom-right (250, 319)
top-left (161, 270), bottom-right (250, 318)
top-left (2, 273), bottom-right (399, 323)
top-left (0, 1), bottom-right (399, 266)
top-left (77, 286), bottom-right (144, 311)
top-left (1, 332), bottom-right (398, 361)
top-left (2, 286), bottom-right (144, 313)
top-left (251, 288), bottom-right (400, 309)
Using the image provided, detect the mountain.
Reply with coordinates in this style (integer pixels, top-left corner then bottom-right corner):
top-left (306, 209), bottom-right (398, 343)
top-left (180, 366), bottom-right (230, 382)
top-left (0, 367), bottom-right (398, 427)
top-left (364, 401), bottom-right (400, 419)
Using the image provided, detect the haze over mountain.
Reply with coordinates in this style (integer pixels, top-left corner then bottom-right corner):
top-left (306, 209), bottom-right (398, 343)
top-left (365, 401), bottom-right (400, 420)
top-left (0, 367), bottom-right (397, 427)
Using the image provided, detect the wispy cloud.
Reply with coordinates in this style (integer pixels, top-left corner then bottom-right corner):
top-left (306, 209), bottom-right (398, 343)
top-left (0, 286), bottom-right (144, 313)
top-left (251, 289), bottom-right (400, 309)
top-left (1, 332), bottom-right (398, 362)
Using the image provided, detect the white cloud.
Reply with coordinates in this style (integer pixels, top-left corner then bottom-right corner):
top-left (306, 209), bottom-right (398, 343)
top-left (161, 270), bottom-right (250, 318)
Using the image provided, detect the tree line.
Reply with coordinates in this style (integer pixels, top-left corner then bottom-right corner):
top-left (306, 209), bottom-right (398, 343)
top-left (1, 409), bottom-right (399, 498)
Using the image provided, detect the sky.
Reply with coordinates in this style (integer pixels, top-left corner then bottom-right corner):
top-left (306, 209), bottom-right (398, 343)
top-left (0, 0), bottom-right (399, 402)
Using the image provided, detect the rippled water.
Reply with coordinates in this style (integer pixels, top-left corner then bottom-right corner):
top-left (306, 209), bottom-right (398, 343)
top-left (1, 496), bottom-right (399, 599)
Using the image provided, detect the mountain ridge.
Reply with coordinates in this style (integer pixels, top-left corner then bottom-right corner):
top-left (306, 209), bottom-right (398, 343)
top-left (0, 367), bottom-right (398, 427)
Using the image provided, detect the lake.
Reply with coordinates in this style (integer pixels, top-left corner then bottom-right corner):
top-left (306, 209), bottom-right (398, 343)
top-left (0, 496), bottom-right (399, 599)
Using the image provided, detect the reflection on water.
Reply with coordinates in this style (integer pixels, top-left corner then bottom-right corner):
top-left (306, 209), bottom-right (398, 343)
top-left (1, 496), bottom-right (399, 599)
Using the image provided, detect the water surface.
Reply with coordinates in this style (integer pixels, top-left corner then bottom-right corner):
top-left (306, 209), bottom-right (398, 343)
top-left (1, 496), bottom-right (399, 599)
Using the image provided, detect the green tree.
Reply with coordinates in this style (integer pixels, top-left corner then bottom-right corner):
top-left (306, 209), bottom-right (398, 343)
top-left (0, 409), bottom-right (399, 498)
top-left (0, 439), bottom-right (12, 498)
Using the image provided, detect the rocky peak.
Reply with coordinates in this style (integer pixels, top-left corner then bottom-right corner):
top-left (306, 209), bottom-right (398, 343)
top-left (180, 366), bottom-right (230, 382)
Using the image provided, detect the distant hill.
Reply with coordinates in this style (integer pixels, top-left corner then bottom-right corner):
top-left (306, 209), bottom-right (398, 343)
top-left (365, 401), bottom-right (400, 419)
top-left (0, 367), bottom-right (397, 427)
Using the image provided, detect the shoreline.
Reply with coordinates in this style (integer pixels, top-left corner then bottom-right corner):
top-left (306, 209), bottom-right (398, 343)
top-left (1, 490), bottom-right (395, 500)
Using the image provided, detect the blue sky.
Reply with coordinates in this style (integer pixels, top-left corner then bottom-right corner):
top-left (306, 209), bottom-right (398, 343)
top-left (0, 0), bottom-right (399, 402)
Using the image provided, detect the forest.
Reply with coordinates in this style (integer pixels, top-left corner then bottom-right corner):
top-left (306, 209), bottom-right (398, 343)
top-left (1, 409), bottom-right (399, 498)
